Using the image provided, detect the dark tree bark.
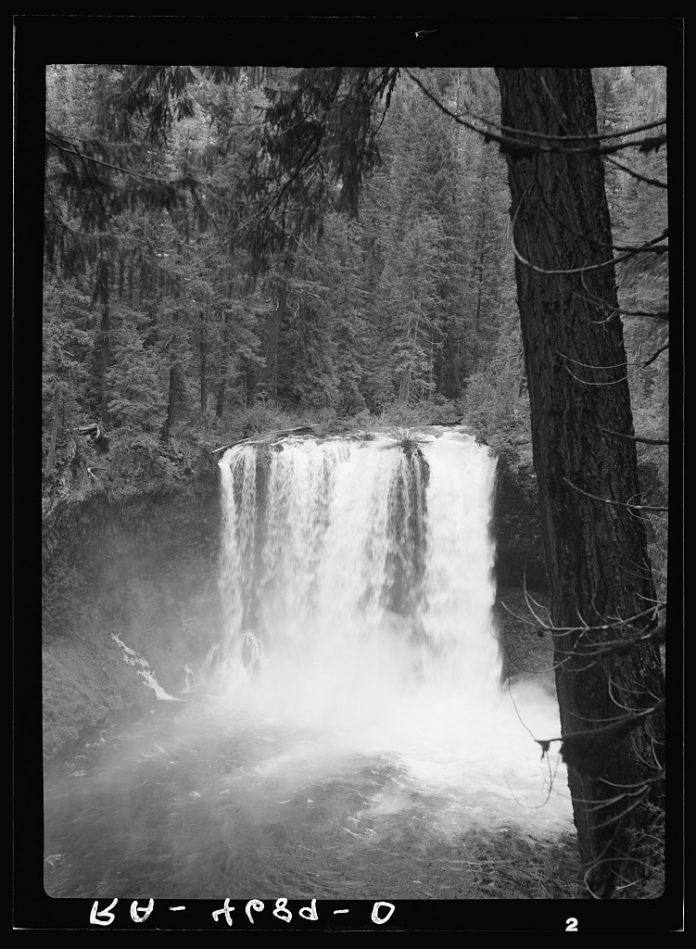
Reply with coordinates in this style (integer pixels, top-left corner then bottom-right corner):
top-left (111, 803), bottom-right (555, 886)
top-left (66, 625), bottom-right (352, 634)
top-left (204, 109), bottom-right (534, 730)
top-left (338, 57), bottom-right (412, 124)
top-left (472, 156), bottom-right (489, 342)
top-left (199, 310), bottom-right (207, 416)
top-left (162, 363), bottom-right (178, 443)
top-left (495, 68), bottom-right (665, 898)
top-left (261, 280), bottom-right (287, 400)
top-left (215, 308), bottom-right (231, 419)
top-left (215, 376), bottom-right (226, 419)
top-left (43, 390), bottom-right (62, 480)
top-left (99, 302), bottom-right (111, 423)
top-left (94, 255), bottom-right (111, 424)
top-left (259, 238), bottom-right (297, 401)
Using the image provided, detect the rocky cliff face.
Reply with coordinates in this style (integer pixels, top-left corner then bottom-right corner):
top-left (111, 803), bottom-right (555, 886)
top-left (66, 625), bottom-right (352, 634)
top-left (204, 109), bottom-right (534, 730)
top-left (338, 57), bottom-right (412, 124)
top-left (42, 470), bottom-right (223, 760)
top-left (488, 450), bottom-right (556, 694)
top-left (492, 453), bottom-right (547, 592)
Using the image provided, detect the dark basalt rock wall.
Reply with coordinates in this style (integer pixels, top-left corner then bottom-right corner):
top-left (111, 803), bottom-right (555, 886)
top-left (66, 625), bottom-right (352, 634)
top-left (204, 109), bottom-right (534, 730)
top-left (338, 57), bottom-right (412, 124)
top-left (42, 471), bottom-right (223, 760)
top-left (492, 454), bottom-right (547, 592)
top-left (490, 451), bottom-right (554, 694)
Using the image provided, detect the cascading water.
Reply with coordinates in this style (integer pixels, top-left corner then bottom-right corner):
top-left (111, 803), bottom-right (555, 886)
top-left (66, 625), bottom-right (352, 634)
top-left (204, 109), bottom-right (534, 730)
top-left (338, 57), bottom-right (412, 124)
top-left (43, 429), bottom-right (573, 901)
top-left (213, 432), bottom-right (502, 730)
top-left (207, 431), bottom-right (565, 789)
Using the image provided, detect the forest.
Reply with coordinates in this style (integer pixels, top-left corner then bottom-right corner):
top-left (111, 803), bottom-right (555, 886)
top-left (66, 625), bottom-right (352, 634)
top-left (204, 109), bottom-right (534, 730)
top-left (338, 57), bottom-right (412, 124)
top-left (27, 50), bottom-right (679, 923)
top-left (42, 64), bottom-right (669, 481)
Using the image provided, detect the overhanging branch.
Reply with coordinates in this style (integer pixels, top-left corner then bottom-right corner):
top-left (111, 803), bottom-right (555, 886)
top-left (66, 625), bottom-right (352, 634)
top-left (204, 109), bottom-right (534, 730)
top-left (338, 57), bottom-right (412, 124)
top-left (595, 425), bottom-right (668, 447)
top-left (404, 69), bottom-right (667, 157)
top-left (562, 477), bottom-right (668, 513)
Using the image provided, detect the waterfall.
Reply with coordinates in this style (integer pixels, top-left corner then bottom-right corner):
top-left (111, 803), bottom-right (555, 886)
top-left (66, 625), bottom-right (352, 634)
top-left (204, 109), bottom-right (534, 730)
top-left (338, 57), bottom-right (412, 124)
top-left (43, 429), bottom-right (571, 902)
top-left (214, 430), bottom-right (504, 739)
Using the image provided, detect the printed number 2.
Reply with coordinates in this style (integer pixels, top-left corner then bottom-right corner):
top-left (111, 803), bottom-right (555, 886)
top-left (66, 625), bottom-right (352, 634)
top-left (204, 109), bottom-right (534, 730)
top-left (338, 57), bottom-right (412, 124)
top-left (565, 918), bottom-right (579, 932)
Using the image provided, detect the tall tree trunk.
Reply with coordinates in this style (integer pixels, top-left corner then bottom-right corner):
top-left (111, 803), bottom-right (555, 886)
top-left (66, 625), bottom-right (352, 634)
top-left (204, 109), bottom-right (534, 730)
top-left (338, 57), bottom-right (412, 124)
top-left (99, 302), bottom-right (111, 423)
top-left (262, 283), bottom-right (286, 400)
top-left (43, 390), bottom-right (62, 480)
top-left (495, 67), bottom-right (665, 898)
top-left (215, 378), bottom-right (226, 418)
top-left (199, 310), bottom-right (207, 416)
top-left (398, 367), bottom-right (411, 404)
top-left (444, 331), bottom-right (462, 396)
top-left (162, 364), bottom-right (178, 443)
top-left (215, 309), bottom-right (231, 419)
top-left (473, 201), bottom-right (487, 337)
top-left (471, 153), bottom-right (489, 367)
top-left (427, 329), bottom-right (434, 399)
top-left (260, 239), bottom-right (297, 400)
top-left (94, 254), bottom-right (111, 424)
top-left (215, 379), bottom-right (226, 419)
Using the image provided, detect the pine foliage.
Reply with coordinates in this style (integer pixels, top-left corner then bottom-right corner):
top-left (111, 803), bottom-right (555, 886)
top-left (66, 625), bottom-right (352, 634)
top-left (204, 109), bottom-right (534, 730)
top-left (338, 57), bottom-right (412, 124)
top-left (42, 64), bottom-right (668, 484)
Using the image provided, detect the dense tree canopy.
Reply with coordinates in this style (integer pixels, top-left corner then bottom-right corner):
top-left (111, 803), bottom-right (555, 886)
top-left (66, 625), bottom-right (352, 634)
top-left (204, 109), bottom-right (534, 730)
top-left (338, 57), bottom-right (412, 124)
top-left (42, 65), bottom-right (523, 453)
top-left (43, 64), bottom-right (668, 448)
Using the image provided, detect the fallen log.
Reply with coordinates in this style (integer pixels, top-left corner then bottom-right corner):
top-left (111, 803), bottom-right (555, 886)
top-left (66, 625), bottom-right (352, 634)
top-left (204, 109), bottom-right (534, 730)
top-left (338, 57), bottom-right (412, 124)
top-left (212, 425), bottom-right (318, 455)
top-left (77, 423), bottom-right (101, 438)
top-left (87, 465), bottom-right (108, 480)
top-left (211, 439), bottom-right (247, 455)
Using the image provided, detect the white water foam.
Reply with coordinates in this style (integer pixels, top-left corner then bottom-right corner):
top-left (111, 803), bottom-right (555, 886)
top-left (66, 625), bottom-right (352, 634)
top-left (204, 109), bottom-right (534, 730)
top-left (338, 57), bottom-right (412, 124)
top-left (112, 633), bottom-right (182, 702)
top-left (205, 429), bottom-right (570, 832)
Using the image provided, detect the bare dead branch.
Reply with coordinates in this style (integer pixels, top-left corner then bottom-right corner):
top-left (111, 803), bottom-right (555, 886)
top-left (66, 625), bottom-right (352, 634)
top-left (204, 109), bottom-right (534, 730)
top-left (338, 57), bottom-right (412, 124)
top-left (521, 580), bottom-right (553, 630)
top-left (618, 308), bottom-right (670, 320)
top-left (598, 775), bottom-right (662, 790)
top-left (405, 70), bottom-right (667, 156)
top-left (432, 74), bottom-right (666, 145)
top-left (504, 679), bottom-right (539, 741)
top-left (584, 786), bottom-right (651, 812)
top-left (46, 130), bottom-right (180, 185)
top-left (561, 477), bottom-right (668, 513)
top-left (556, 349), bottom-right (627, 371)
top-left (535, 182), bottom-right (669, 255)
top-left (534, 700), bottom-right (664, 769)
top-left (510, 189), bottom-right (668, 277)
top-left (589, 794), bottom-right (650, 831)
top-left (595, 425), bottom-right (668, 446)
top-left (607, 679), bottom-right (639, 714)
top-left (576, 624), bottom-right (666, 660)
top-left (502, 764), bottom-right (558, 811)
top-left (497, 116), bottom-right (667, 144)
top-left (576, 267), bottom-right (669, 323)
top-left (498, 599), bottom-right (543, 631)
top-left (583, 854), bottom-right (660, 900)
top-left (563, 363), bottom-right (629, 387)
top-left (87, 466), bottom-right (108, 480)
top-left (604, 155), bottom-right (668, 189)
top-left (642, 343), bottom-right (669, 368)
top-left (516, 591), bottom-right (658, 642)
